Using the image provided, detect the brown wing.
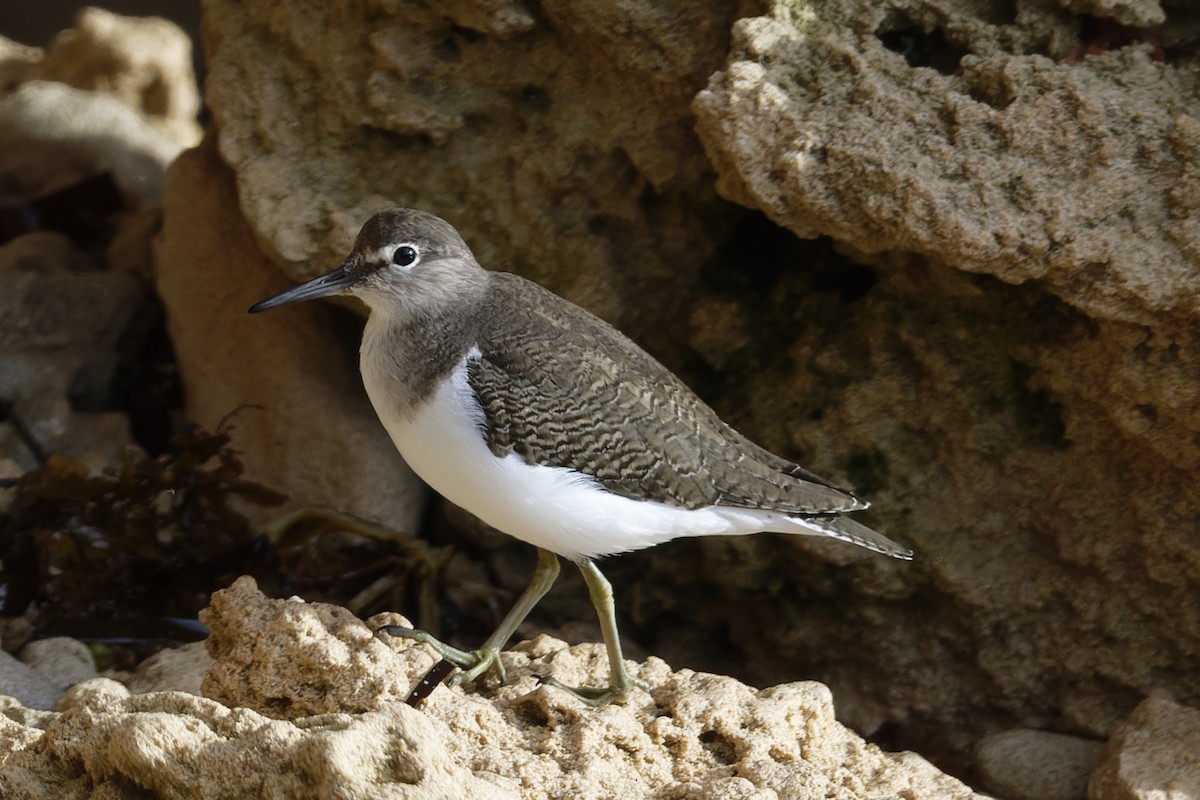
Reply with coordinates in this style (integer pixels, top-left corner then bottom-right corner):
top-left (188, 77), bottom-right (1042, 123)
top-left (467, 274), bottom-right (866, 515)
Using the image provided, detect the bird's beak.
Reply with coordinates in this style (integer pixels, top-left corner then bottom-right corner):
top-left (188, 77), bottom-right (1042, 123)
top-left (248, 261), bottom-right (357, 313)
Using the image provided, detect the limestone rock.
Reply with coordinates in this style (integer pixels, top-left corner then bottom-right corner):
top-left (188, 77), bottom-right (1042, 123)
top-left (0, 12), bottom-right (196, 473)
top-left (0, 36), bottom-right (40, 95)
top-left (200, 576), bottom-right (415, 717)
top-left (40, 7), bottom-right (202, 148)
top-left (0, 233), bottom-right (141, 351)
top-left (975, 728), bottom-right (1106, 800)
top-left (0, 696), bottom-right (51, 762)
top-left (0, 678), bottom-right (507, 799)
top-left (0, 81), bottom-right (181, 208)
top-left (17, 639), bottom-right (96, 693)
top-left (697, 4), bottom-right (1193, 325)
top-left (199, 0), bottom-right (740, 356)
top-left (0, 652), bottom-right (59, 711)
top-left (0, 10), bottom-right (199, 148)
top-left (188, 0), bottom-right (1200, 779)
top-left (154, 140), bottom-right (426, 533)
top-left (0, 231), bottom-right (144, 471)
top-left (693, 2), bottom-right (1195, 330)
top-left (1061, 0), bottom-right (1166, 28)
top-left (0, 10), bottom-right (196, 206)
top-left (0, 577), bottom-right (989, 799)
top-left (1089, 696), bottom-right (1200, 799)
top-left (673, 0), bottom-right (1200, 760)
top-left (124, 642), bottom-right (211, 696)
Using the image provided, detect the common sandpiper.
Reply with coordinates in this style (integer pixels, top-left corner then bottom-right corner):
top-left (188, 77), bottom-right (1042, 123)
top-left (250, 208), bottom-right (912, 705)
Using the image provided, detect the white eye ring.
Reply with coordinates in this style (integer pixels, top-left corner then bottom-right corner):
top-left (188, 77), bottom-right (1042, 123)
top-left (389, 243), bottom-right (420, 270)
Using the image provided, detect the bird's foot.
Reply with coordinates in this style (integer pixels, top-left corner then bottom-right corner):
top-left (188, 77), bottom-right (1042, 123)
top-left (537, 672), bottom-right (652, 707)
top-left (378, 625), bottom-right (506, 684)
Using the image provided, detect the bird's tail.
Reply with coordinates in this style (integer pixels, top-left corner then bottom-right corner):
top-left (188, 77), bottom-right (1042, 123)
top-left (795, 514), bottom-right (914, 560)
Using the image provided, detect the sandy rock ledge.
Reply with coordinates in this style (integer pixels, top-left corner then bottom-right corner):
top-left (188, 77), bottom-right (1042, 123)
top-left (0, 576), bottom-right (982, 799)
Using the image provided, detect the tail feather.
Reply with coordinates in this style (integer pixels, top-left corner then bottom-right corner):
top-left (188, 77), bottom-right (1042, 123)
top-left (796, 515), bottom-right (914, 560)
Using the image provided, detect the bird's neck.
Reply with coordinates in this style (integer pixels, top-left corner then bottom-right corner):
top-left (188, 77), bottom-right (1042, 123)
top-left (360, 291), bottom-right (483, 421)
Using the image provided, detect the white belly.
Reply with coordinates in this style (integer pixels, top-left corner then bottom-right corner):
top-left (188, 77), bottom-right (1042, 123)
top-left (361, 350), bottom-right (791, 561)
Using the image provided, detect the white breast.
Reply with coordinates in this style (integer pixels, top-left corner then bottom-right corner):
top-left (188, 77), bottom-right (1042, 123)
top-left (359, 347), bottom-right (806, 561)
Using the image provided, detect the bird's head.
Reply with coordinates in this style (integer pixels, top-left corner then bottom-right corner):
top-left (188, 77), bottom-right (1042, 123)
top-left (250, 208), bottom-right (488, 320)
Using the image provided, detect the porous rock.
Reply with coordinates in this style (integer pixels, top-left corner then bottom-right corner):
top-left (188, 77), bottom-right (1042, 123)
top-left (199, 0), bottom-right (740, 352)
top-left (0, 696), bottom-right (51, 761)
top-left (0, 11), bottom-right (197, 473)
top-left (192, 0), bottom-right (1200, 777)
top-left (0, 9), bottom-right (196, 206)
top-left (1088, 696), bottom-right (1200, 799)
top-left (0, 577), bottom-right (987, 799)
top-left (1061, 0), bottom-right (1166, 28)
top-left (199, 576), bottom-right (415, 716)
top-left (0, 678), bottom-right (505, 800)
top-left (676, 0), bottom-right (1200, 758)
top-left (694, 2), bottom-right (1195, 329)
top-left (40, 7), bottom-right (202, 148)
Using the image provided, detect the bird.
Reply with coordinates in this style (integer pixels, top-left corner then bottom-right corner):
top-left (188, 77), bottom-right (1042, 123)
top-left (249, 208), bottom-right (912, 705)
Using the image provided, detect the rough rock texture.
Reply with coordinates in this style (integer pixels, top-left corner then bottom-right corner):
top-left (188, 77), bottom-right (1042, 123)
top-left (154, 141), bottom-right (426, 532)
top-left (200, 0), bottom-right (740, 357)
top-left (0, 8), bottom-right (198, 206)
top-left (169, 0), bottom-right (1198, 780)
top-left (0, 696), bottom-right (50, 763)
top-left (199, 575), bottom-right (415, 715)
top-left (1089, 696), bottom-right (1200, 799)
top-left (0, 9), bottom-right (199, 148)
top-left (1061, 0), bottom-right (1165, 28)
top-left (39, 7), bottom-right (202, 148)
top-left (0, 578), bottom-right (986, 799)
top-left (693, 3), bottom-right (1199, 330)
top-left (677, 0), bottom-right (1200, 760)
top-left (0, 679), bottom-right (506, 800)
top-left (124, 642), bottom-right (210, 696)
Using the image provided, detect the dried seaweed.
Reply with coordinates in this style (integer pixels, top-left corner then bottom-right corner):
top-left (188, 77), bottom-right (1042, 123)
top-left (0, 419), bottom-right (468, 649)
top-left (0, 424), bottom-right (286, 638)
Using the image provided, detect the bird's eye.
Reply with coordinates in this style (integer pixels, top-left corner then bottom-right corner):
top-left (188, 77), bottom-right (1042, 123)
top-left (392, 245), bottom-right (418, 268)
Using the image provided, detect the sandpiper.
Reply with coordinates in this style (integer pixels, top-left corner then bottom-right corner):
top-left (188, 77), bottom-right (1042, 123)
top-left (250, 208), bottom-right (912, 705)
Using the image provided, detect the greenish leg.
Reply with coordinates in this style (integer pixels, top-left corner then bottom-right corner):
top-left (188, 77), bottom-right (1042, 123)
top-left (540, 559), bottom-right (652, 706)
top-left (379, 547), bottom-right (561, 686)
